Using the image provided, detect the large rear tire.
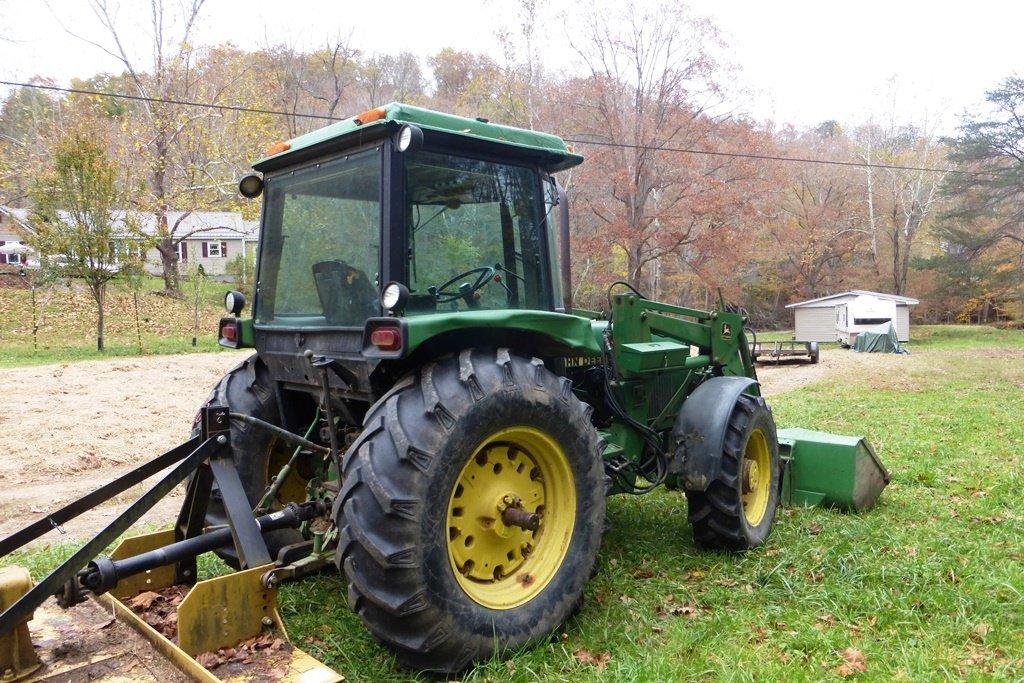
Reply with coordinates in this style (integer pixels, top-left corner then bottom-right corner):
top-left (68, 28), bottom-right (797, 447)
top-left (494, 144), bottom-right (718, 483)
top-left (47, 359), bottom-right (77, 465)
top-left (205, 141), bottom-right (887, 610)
top-left (685, 393), bottom-right (780, 551)
top-left (193, 355), bottom-right (308, 566)
top-left (335, 348), bottom-right (605, 673)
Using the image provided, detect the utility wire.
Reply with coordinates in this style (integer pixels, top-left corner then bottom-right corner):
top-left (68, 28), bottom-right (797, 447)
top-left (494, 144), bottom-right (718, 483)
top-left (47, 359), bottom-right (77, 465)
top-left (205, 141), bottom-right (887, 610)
top-left (561, 136), bottom-right (974, 176)
top-left (0, 79), bottom-right (982, 176)
top-left (0, 80), bottom-right (338, 121)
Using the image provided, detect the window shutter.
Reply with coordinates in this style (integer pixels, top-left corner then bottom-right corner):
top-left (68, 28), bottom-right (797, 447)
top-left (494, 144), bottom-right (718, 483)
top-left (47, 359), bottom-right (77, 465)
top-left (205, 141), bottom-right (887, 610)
top-left (181, 242), bottom-right (187, 262)
top-left (221, 241), bottom-right (228, 258)
top-left (202, 241), bottom-right (208, 258)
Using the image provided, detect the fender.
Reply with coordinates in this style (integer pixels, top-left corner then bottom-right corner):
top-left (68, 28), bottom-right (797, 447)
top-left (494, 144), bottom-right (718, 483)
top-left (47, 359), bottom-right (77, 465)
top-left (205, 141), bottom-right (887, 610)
top-left (672, 376), bottom-right (759, 492)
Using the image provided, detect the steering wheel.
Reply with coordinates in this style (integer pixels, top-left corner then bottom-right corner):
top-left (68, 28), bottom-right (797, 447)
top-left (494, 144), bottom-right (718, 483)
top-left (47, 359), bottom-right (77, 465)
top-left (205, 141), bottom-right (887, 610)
top-left (432, 266), bottom-right (497, 304)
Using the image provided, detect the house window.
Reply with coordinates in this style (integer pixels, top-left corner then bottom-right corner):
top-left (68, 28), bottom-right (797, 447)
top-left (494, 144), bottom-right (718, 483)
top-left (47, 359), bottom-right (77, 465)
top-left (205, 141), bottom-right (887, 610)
top-left (178, 241), bottom-right (188, 262)
top-left (203, 241), bottom-right (228, 258)
top-left (0, 240), bottom-right (21, 265)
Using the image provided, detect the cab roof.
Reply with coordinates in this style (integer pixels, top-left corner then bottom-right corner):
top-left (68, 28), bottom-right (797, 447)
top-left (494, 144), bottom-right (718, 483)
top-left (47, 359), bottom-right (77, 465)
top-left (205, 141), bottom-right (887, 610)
top-left (253, 102), bottom-right (584, 173)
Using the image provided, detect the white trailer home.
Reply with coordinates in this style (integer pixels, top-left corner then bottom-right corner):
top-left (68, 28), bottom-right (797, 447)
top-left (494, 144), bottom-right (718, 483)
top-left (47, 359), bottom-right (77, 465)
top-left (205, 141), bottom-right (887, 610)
top-left (834, 295), bottom-right (898, 346)
top-left (786, 290), bottom-right (919, 344)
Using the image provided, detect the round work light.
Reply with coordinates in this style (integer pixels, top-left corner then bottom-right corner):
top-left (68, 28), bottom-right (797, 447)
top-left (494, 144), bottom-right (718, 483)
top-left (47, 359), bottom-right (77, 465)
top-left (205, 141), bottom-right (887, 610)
top-left (395, 124), bottom-right (424, 153)
top-left (224, 290), bottom-right (246, 315)
top-left (381, 282), bottom-right (410, 313)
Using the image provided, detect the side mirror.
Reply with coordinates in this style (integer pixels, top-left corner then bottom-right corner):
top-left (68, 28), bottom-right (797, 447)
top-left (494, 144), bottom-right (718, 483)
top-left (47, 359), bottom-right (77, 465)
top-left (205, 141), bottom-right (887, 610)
top-left (224, 290), bottom-right (246, 315)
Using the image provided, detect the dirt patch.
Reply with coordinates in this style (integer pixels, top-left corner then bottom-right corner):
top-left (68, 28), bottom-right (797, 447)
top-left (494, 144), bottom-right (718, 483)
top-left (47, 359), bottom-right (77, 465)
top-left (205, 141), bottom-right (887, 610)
top-left (0, 346), bottom-right (917, 544)
top-left (30, 596), bottom-right (188, 682)
top-left (756, 347), bottom-right (906, 396)
top-left (0, 352), bottom-right (246, 542)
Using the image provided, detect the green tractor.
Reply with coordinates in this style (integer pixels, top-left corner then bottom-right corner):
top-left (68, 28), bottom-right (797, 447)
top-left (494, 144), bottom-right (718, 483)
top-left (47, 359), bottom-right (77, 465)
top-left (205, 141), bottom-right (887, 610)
top-left (0, 103), bottom-right (888, 680)
top-left (203, 103), bottom-right (889, 672)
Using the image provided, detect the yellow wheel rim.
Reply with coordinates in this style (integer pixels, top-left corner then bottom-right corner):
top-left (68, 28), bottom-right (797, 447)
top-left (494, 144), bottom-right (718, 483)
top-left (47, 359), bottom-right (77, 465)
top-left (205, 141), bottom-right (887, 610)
top-left (741, 428), bottom-right (771, 526)
top-left (446, 426), bottom-right (576, 610)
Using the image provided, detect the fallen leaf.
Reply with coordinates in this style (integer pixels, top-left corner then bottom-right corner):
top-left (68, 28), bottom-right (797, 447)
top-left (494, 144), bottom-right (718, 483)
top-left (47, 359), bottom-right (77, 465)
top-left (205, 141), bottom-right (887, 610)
top-left (196, 651), bottom-right (225, 669)
top-left (973, 623), bottom-right (990, 639)
top-left (573, 648), bottom-right (611, 671)
top-left (808, 522), bottom-right (823, 535)
top-left (656, 602), bottom-right (700, 619)
top-left (961, 653), bottom-right (986, 668)
top-left (129, 591), bottom-right (162, 610)
top-left (834, 647), bottom-right (867, 677)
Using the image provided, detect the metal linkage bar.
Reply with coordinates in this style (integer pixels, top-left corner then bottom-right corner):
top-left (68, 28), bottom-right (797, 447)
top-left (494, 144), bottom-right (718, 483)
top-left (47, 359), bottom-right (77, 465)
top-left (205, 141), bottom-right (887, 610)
top-left (0, 436), bottom-right (203, 558)
top-left (0, 437), bottom-right (219, 638)
top-left (210, 456), bottom-right (272, 568)
top-left (81, 501), bottom-right (325, 595)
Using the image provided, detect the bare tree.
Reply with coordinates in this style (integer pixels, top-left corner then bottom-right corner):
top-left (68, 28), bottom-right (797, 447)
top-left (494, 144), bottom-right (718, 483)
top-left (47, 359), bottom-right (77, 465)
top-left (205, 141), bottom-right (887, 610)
top-left (65, 0), bottom-right (229, 294)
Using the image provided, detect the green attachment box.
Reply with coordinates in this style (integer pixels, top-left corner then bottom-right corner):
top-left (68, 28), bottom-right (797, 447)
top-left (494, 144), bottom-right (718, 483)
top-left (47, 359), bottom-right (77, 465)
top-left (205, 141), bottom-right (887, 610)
top-left (777, 428), bottom-right (890, 512)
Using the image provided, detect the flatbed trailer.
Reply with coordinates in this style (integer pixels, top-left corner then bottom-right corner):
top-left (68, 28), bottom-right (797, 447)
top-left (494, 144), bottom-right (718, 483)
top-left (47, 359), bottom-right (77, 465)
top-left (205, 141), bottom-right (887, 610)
top-left (749, 340), bottom-right (819, 364)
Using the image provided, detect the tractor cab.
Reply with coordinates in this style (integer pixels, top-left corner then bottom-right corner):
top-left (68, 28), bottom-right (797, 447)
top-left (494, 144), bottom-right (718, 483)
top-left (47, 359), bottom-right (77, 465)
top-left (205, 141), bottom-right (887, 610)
top-left (228, 103), bottom-right (584, 398)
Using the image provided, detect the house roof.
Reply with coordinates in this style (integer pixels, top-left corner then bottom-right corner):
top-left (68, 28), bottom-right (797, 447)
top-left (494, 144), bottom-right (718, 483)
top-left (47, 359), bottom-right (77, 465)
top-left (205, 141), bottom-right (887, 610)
top-left (134, 211), bottom-right (259, 240)
top-left (786, 290), bottom-right (920, 309)
top-left (1, 206), bottom-right (258, 240)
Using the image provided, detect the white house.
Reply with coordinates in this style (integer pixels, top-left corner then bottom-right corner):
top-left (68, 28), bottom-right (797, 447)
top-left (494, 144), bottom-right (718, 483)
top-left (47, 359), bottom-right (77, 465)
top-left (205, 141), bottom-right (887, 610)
top-left (0, 206), bottom-right (258, 279)
top-left (137, 211), bottom-right (259, 277)
top-left (0, 207), bottom-right (34, 267)
top-left (786, 290), bottom-right (919, 343)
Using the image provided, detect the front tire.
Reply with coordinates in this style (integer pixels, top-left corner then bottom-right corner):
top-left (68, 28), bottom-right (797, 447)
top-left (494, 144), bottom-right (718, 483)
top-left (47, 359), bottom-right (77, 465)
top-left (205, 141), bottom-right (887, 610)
top-left (335, 348), bottom-right (605, 673)
top-left (686, 393), bottom-right (780, 551)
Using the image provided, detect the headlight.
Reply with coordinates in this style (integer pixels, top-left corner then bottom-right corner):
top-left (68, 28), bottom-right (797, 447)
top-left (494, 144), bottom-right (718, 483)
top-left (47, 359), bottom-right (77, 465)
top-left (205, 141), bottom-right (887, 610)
top-left (395, 124), bottom-right (423, 153)
top-left (224, 290), bottom-right (246, 315)
top-left (381, 282), bottom-right (409, 313)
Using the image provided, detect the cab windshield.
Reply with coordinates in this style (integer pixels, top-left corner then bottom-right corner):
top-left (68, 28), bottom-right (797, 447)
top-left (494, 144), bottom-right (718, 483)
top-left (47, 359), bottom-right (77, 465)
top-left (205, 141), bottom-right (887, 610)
top-left (403, 151), bottom-right (552, 315)
top-left (255, 148), bottom-right (381, 327)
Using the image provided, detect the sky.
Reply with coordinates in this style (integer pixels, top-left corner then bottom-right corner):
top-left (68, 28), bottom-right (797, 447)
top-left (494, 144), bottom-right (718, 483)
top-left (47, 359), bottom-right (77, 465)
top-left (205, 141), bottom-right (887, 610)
top-left (0, 0), bottom-right (1019, 135)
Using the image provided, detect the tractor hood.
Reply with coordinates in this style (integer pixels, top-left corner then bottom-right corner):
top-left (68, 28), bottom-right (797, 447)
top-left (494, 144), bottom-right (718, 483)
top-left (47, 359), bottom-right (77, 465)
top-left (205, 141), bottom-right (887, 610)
top-left (253, 102), bottom-right (584, 173)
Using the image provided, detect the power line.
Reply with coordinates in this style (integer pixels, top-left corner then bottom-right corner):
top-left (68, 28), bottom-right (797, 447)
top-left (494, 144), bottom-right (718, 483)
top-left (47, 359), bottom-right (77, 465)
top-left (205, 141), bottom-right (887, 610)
top-left (561, 137), bottom-right (974, 176)
top-left (0, 79), bottom-right (980, 176)
top-left (0, 80), bottom-right (337, 121)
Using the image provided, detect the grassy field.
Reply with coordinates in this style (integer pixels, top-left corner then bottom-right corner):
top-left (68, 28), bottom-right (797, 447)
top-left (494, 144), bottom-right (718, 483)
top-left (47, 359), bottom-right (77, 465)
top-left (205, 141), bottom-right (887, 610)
top-left (3, 326), bottom-right (1022, 680)
top-left (0, 276), bottom-right (230, 367)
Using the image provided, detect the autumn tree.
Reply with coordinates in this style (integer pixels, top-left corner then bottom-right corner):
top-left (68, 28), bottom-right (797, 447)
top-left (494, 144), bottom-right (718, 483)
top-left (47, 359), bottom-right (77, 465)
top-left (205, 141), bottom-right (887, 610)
top-left (564, 0), bottom-right (755, 299)
top-left (768, 125), bottom-right (869, 299)
top-left (29, 130), bottom-right (138, 351)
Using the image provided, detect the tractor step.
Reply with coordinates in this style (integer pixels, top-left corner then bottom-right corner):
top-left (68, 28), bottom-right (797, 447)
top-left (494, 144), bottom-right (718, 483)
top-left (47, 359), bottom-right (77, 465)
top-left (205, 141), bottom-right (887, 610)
top-left (778, 428), bottom-right (890, 512)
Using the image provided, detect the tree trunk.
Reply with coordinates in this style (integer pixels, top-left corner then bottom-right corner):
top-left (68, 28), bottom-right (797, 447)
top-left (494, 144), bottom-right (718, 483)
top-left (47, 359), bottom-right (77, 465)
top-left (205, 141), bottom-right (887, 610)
top-left (133, 289), bottom-right (143, 353)
top-left (152, 125), bottom-right (180, 295)
top-left (157, 238), bottom-right (181, 293)
top-left (95, 284), bottom-right (106, 352)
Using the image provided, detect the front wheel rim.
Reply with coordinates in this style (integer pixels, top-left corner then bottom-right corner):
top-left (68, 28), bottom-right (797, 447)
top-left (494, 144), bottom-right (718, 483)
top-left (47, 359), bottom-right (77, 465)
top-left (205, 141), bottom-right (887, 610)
top-left (446, 426), bottom-right (576, 609)
top-left (741, 427), bottom-right (772, 526)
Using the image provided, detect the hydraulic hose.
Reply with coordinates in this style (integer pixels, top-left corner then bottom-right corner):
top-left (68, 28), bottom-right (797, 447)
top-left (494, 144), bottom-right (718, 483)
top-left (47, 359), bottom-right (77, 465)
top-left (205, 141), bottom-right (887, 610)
top-left (229, 412), bottom-right (331, 456)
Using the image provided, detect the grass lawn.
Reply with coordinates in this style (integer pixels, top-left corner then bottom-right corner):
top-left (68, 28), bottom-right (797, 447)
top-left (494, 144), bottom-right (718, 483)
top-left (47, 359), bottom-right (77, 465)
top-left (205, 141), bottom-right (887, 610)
top-left (3, 326), bottom-right (1022, 680)
top-left (0, 275), bottom-right (231, 367)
